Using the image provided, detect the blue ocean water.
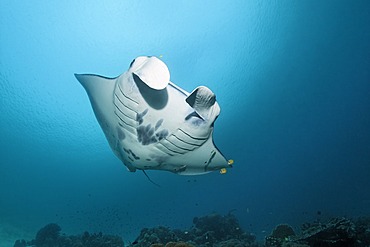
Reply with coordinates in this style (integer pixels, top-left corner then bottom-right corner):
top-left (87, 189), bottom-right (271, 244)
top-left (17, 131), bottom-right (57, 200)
top-left (1, 0), bottom-right (370, 245)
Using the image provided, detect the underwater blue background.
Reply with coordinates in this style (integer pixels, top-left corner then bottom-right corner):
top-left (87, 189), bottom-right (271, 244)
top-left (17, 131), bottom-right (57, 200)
top-left (1, 0), bottom-right (370, 245)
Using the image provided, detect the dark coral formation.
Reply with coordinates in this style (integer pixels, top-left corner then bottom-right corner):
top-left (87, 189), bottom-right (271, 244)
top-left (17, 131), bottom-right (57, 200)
top-left (296, 217), bottom-right (356, 246)
top-left (131, 226), bottom-right (181, 246)
top-left (35, 223), bottom-right (62, 247)
top-left (265, 217), bottom-right (370, 247)
top-left (128, 213), bottom-right (257, 247)
top-left (354, 217), bottom-right (370, 246)
top-left (190, 213), bottom-right (256, 246)
top-left (149, 242), bottom-right (195, 247)
top-left (14, 223), bottom-right (124, 247)
top-left (265, 224), bottom-right (295, 247)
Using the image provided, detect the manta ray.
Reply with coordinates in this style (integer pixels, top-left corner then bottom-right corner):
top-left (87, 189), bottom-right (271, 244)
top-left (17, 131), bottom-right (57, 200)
top-left (75, 56), bottom-right (232, 175)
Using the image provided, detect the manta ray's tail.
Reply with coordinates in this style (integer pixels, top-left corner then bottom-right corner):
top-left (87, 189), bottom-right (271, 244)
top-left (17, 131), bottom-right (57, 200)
top-left (142, 170), bottom-right (161, 187)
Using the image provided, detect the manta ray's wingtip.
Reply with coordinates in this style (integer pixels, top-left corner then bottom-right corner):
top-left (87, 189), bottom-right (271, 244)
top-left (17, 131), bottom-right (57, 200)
top-left (74, 73), bottom-right (89, 87)
top-left (74, 73), bottom-right (81, 81)
top-left (74, 73), bottom-right (86, 82)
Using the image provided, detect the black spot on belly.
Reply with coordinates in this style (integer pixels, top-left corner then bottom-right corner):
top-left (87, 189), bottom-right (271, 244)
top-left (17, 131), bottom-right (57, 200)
top-left (156, 129), bottom-right (169, 141)
top-left (155, 119), bottom-right (164, 130)
top-left (136, 109), bottom-right (148, 125)
top-left (123, 148), bottom-right (140, 160)
top-left (116, 126), bottom-right (126, 140)
top-left (129, 149), bottom-right (140, 160)
top-left (137, 123), bottom-right (169, 145)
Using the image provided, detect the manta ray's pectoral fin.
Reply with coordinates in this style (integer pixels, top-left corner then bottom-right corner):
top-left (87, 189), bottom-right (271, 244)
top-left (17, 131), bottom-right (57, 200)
top-left (75, 73), bottom-right (118, 150)
top-left (74, 73), bottom-right (117, 116)
top-left (186, 86), bottom-right (220, 121)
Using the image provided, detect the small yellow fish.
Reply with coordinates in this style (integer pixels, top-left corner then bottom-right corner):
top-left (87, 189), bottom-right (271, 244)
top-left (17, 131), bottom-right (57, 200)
top-left (228, 159), bottom-right (234, 165)
top-left (220, 168), bottom-right (227, 174)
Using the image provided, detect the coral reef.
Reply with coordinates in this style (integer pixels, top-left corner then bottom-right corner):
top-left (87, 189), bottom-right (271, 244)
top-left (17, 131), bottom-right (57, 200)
top-left (271, 224), bottom-right (295, 239)
top-left (190, 213), bottom-right (256, 246)
top-left (13, 214), bottom-right (370, 247)
top-left (35, 223), bottom-right (61, 247)
top-left (14, 239), bottom-right (27, 247)
top-left (265, 224), bottom-right (295, 247)
top-left (132, 226), bottom-right (180, 246)
top-left (13, 224), bottom-right (124, 247)
top-left (295, 217), bottom-right (356, 246)
top-left (265, 217), bottom-right (370, 247)
top-left (149, 242), bottom-right (195, 247)
top-left (354, 217), bottom-right (370, 246)
top-left (128, 213), bottom-right (257, 247)
top-left (67, 214), bottom-right (369, 247)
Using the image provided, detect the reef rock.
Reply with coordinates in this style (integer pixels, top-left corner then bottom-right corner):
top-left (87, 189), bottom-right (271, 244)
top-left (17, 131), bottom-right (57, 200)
top-left (190, 213), bottom-right (256, 246)
top-left (265, 224), bottom-right (295, 247)
top-left (35, 223), bottom-right (62, 247)
top-left (14, 223), bottom-right (124, 247)
top-left (128, 213), bottom-right (257, 247)
top-left (296, 217), bottom-right (356, 246)
top-left (354, 217), bottom-right (370, 246)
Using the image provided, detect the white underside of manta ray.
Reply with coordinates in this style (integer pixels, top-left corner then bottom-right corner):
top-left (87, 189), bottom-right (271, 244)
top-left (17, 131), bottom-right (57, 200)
top-left (75, 56), bottom-right (232, 175)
